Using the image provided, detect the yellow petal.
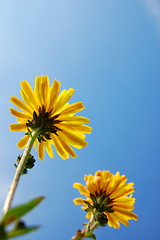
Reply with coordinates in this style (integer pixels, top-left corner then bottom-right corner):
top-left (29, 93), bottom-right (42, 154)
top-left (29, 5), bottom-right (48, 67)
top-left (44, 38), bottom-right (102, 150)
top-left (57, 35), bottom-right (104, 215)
top-left (114, 208), bottom-right (138, 220)
top-left (51, 134), bottom-right (69, 160)
top-left (86, 181), bottom-right (97, 195)
top-left (110, 182), bottom-right (134, 199)
top-left (57, 116), bottom-right (90, 123)
top-left (20, 80), bottom-right (38, 107)
top-left (17, 135), bottom-right (30, 149)
top-left (112, 203), bottom-right (134, 211)
top-left (20, 90), bottom-right (37, 113)
top-left (58, 127), bottom-right (88, 149)
top-left (73, 198), bottom-right (87, 205)
top-left (44, 140), bottom-right (54, 158)
top-left (58, 122), bottom-right (92, 134)
top-left (60, 102), bottom-right (85, 115)
top-left (54, 88), bottom-right (75, 114)
top-left (10, 96), bottom-right (33, 115)
top-left (48, 80), bottom-right (61, 111)
top-left (40, 76), bottom-right (50, 106)
top-left (86, 212), bottom-right (92, 219)
top-left (110, 211), bottom-right (130, 226)
top-left (34, 76), bottom-right (44, 106)
top-left (109, 174), bottom-right (127, 196)
top-left (10, 123), bottom-right (27, 132)
top-left (112, 197), bottom-right (135, 204)
top-left (58, 133), bottom-right (77, 158)
top-left (73, 183), bottom-right (89, 196)
top-left (38, 141), bottom-right (45, 160)
top-left (10, 108), bottom-right (31, 119)
top-left (107, 213), bottom-right (120, 228)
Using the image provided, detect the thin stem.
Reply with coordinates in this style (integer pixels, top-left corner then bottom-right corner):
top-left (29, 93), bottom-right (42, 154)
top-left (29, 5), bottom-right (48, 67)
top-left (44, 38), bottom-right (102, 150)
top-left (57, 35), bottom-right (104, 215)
top-left (71, 214), bottom-right (98, 240)
top-left (2, 130), bottom-right (39, 214)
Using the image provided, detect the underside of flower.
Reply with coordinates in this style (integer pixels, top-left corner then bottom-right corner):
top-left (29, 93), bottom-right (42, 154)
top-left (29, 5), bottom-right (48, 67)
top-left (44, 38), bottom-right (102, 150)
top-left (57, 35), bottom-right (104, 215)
top-left (10, 76), bottom-right (92, 160)
top-left (84, 193), bottom-right (114, 214)
top-left (26, 106), bottom-right (62, 142)
top-left (73, 170), bottom-right (138, 228)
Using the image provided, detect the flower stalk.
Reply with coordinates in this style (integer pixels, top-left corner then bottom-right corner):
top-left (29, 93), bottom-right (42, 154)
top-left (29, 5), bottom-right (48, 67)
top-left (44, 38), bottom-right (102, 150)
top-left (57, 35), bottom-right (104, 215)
top-left (2, 130), bottom-right (39, 214)
top-left (71, 213), bottom-right (98, 240)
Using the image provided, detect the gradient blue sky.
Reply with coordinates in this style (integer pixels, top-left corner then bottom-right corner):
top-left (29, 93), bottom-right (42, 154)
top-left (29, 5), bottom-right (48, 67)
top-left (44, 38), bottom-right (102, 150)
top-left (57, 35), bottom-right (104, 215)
top-left (0, 1), bottom-right (160, 240)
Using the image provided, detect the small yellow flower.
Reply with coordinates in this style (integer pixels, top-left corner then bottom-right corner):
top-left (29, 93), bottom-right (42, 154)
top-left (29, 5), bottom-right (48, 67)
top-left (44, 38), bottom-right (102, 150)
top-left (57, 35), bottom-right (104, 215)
top-left (10, 76), bottom-right (92, 160)
top-left (73, 170), bottom-right (138, 228)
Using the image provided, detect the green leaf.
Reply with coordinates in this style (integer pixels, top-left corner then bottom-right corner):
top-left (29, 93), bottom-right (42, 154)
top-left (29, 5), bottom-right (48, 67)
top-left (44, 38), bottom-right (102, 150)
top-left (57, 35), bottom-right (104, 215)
top-left (6, 226), bottom-right (39, 238)
top-left (0, 224), bottom-right (7, 240)
top-left (1, 196), bottom-right (45, 226)
top-left (84, 232), bottom-right (96, 239)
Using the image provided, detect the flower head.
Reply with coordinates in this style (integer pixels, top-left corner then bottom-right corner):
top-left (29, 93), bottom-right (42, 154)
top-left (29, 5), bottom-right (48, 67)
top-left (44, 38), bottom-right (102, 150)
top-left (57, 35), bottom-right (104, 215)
top-left (73, 170), bottom-right (138, 228)
top-left (10, 76), bottom-right (92, 160)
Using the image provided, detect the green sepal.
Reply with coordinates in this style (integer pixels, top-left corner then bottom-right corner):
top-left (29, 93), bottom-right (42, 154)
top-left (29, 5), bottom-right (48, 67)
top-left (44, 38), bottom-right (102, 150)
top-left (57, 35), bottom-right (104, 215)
top-left (102, 196), bottom-right (110, 204)
top-left (84, 232), bottom-right (96, 240)
top-left (85, 208), bottom-right (93, 212)
top-left (102, 206), bottom-right (114, 213)
top-left (6, 225), bottom-right (39, 238)
top-left (84, 201), bottom-right (92, 208)
top-left (84, 201), bottom-right (93, 212)
top-left (90, 194), bottom-right (97, 206)
top-left (1, 196), bottom-right (45, 226)
top-left (25, 127), bottom-right (32, 137)
top-left (88, 194), bottom-right (114, 214)
top-left (97, 204), bottom-right (113, 213)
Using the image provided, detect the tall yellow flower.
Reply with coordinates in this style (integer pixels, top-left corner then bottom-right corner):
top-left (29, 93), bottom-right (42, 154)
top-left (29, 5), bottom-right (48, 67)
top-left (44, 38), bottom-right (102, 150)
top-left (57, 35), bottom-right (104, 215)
top-left (73, 170), bottom-right (138, 228)
top-left (10, 76), bottom-right (92, 160)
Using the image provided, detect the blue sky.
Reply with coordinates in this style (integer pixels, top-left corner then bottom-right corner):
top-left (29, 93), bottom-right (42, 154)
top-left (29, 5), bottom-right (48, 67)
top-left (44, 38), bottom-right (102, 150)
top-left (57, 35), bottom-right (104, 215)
top-left (0, 1), bottom-right (160, 239)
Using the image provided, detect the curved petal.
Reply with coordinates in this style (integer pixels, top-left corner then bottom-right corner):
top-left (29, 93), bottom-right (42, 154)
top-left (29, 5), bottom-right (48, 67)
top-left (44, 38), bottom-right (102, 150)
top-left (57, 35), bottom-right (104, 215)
top-left (10, 96), bottom-right (33, 114)
top-left (109, 211), bottom-right (130, 226)
top-left (54, 88), bottom-right (75, 114)
top-left (45, 140), bottom-right (54, 158)
top-left (17, 135), bottom-right (30, 149)
top-left (58, 122), bottom-right (92, 134)
top-left (51, 134), bottom-right (69, 160)
top-left (73, 198), bottom-right (87, 205)
top-left (113, 208), bottom-right (138, 220)
top-left (48, 80), bottom-right (61, 112)
top-left (73, 183), bottom-right (89, 196)
top-left (10, 108), bottom-right (31, 119)
top-left (57, 133), bottom-right (77, 158)
top-left (20, 80), bottom-right (38, 107)
top-left (58, 127), bottom-right (88, 149)
top-left (57, 116), bottom-right (90, 123)
top-left (38, 141), bottom-right (45, 160)
top-left (107, 213), bottom-right (120, 228)
top-left (10, 123), bottom-right (27, 132)
top-left (60, 102), bottom-right (85, 115)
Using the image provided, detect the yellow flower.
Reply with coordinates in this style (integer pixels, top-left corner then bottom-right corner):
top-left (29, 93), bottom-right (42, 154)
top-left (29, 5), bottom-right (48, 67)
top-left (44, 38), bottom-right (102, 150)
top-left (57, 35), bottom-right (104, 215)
top-left (73, 170), bottom-right (138, 228)
top-left (10, 76), bottom-right (92, 160)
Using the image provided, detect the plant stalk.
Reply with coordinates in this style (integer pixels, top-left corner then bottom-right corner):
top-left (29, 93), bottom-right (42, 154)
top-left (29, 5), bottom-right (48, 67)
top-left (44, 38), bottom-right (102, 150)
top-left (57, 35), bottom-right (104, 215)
top-left (71, 214), bottom-right (98, 240)
top-left (2, 131), bottom-right (39, 214)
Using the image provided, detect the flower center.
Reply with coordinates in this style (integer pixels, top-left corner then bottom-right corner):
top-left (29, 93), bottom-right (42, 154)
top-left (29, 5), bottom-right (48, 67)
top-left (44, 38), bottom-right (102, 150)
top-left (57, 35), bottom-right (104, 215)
top-left (26, 105), bottom-right (62, 142)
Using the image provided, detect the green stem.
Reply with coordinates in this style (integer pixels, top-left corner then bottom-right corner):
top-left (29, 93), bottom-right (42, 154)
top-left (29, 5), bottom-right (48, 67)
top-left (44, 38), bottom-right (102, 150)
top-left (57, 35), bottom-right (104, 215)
top-left (2, 130), bottom-right (39, 214)
top-left (71, 214), bottom-right (98, 240)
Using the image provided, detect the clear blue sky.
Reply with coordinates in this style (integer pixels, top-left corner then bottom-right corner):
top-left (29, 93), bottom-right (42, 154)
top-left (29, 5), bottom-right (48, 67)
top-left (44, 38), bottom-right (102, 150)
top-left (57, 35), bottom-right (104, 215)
top-left (0, 1), bottom-right (160, 239)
